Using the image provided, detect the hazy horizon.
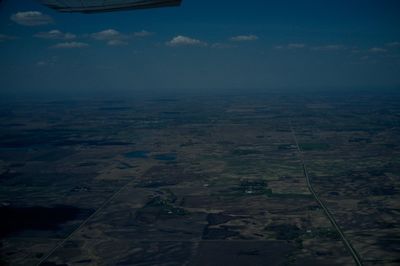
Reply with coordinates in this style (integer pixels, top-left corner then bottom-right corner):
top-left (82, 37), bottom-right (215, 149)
top-left (1, 0), bottom-right (400, 100)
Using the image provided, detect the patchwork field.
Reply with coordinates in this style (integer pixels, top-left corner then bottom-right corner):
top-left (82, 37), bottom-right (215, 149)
top-left (0, 92), bottom-right (399, 265)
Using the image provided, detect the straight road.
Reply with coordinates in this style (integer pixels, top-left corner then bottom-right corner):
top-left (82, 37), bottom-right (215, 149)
top-left (290, 122), bottom-right (363, 266)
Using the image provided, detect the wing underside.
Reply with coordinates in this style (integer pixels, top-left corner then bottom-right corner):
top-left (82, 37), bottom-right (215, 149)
top-left (39, 0), bottom-right (182, 13)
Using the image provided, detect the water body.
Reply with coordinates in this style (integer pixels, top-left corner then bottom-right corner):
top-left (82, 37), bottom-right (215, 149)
top-left (153, 153), bottom-right (177, 161)
top-left (124, 151), bottom-right (149, 159)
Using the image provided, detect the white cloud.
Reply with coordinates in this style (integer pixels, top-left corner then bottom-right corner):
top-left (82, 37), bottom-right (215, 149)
top-left (92, 29), bottom-right (129, 46)
top-left (275, 43), bottom-right (306, 50)
top-left (230, 35), bottom-right (259, 42)
top-left (312, 45), bottom-right (346, 51)
top-left (107, 39), bottom-right (128, 46)
top-left (211, 42), bottom-right (235, 49)
top-left (34, 30), bottom-right (76, 40)
top-left (52, 42), bottom-right (89, 49)
top-left (386, 42), bottom-right (400, 47)
top-left (0, 34), bottom-right (16, 42)
top-left (36, 56), bottom-right (58, 67)
top-left (134, 30), bottom-right (154, 37)
top-left (287, 43), bottom-right (306, 49)
top-left (369, 47), bottom-right (387, 53)
top-left (92, 29), bottom-right (122, 40)
top-left (166, 35), bottom-right (207, 47)
top-left (11, 11), bottom-right (53, 26)
top-left (36, 61), bottom-right (48, 67)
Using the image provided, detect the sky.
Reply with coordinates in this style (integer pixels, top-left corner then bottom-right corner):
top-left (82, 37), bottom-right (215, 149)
top-left (0, 0), bottom-right (400, 99)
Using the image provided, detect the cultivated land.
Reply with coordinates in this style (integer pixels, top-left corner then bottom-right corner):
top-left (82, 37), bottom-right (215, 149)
top-left (0, 92), bottom-right (399, 265)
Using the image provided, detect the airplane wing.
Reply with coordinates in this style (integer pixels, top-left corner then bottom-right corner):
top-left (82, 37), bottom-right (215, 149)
top-left (39, 0), bottom-right (182, 13)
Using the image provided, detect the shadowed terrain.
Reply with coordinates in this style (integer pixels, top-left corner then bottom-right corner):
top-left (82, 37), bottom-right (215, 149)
top-left (0, 91), bottom-right (399, 265)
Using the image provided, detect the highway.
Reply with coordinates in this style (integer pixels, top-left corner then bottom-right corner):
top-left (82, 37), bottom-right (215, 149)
top-left (290, 123), bottom-right (363, 266)
top-left (37, 178), bottom-right (137, 266)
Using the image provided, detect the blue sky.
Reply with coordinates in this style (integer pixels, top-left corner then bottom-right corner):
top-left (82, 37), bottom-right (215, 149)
top-left (1, 0), bottom-right (400, 98)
